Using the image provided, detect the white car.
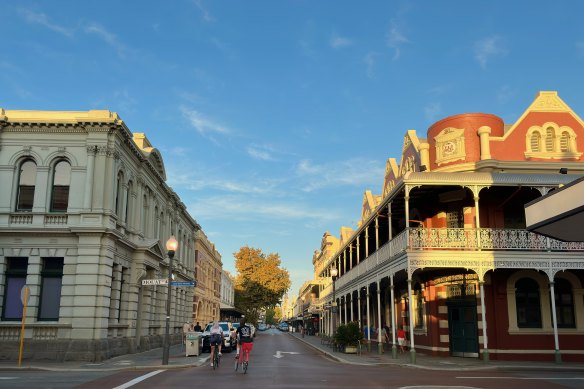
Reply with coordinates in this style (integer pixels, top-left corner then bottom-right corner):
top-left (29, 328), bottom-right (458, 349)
top-left (200, 322), bottom-right (234, 352)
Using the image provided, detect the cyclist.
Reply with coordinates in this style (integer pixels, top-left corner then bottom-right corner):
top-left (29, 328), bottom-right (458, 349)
top-left (209, 320), bottom-right (223, 368)
top-left (235, 317), bottom-right (253, 367)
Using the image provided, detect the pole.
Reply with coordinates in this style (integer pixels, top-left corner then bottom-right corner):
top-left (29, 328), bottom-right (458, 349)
top-left (332, 276), bottom-right (336, 335)
top-left (162, 250), bottom-right (175, 365)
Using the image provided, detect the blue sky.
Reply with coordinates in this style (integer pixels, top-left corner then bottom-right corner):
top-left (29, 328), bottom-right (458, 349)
top-left (2, 0), bottom-right (584, 297)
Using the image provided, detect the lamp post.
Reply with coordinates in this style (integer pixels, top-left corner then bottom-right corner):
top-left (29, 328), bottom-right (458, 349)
top-left (162, 235), bottom-right (178, 365)
top-left (331, 267), bottom-right (338, 337)
top-left (301, 296), bottom-right (305, 337)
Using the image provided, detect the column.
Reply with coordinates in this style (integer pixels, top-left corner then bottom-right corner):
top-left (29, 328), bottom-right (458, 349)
top-left (477, 126), bottom-right (492, 160)
top-left (407, 278), bottom-right (416, 364)
top-left (390, 277), bottom-right (397, 359)
top-left (365, 226), bottom-right (369, 258)
top-left (377, 280), bottom-right (383, 354)
top-left (349, 244), bottom-right (353, 270)
top-left (479, 280), bottom-right (489, 362)
top-left (357, 289), bottom-right (362, 330)
top-left (366, 287), bottom-right (371, 351)
top-left (83, 145), bottom-right (96, 210)
top-left (375, 217), bottom-right (379, 251)
top-left (550, 281), bottom-right (562, 363)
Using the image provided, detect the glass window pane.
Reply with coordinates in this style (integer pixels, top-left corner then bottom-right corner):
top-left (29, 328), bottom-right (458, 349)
top-left (53, 161), bottom-right (71, 186)
top-left (19, 161), bottom-right (37, 185)
top-left (51, 186), bottom-right (69, 211)
top-left (38, 277), bottom-right (62, 320)
top-left (2, 277), bottom-right (26, 320)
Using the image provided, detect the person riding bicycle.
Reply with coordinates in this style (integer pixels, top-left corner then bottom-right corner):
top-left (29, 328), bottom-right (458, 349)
top-left (209, 320), bottom-right (223, 368)
top-left (235, 317), bottom-right (253, 365)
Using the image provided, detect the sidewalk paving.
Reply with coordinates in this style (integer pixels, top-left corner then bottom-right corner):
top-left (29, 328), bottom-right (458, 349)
top-left (2, 332), bottom-right (584, 373)
top-left (291, 332), bottom-right (584, 372)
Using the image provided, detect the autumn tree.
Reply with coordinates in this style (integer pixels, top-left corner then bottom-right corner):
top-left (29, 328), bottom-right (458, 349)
top-left (234, 246), bottom-right (291, 324)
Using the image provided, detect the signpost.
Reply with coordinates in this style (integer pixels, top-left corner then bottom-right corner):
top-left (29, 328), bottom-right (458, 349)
top-left (141, 279), bottom-right (168, 286)
top-left (170, 281), bottom-right (196, 287)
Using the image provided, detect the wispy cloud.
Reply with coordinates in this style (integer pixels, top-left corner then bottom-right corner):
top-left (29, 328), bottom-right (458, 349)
top-left (474, 36), bottom-right (507, 69)
top-left (168, 167), bottom-right (277, 194)
top-left (188, 195), bottom-right (340, 222)
top-left (180, 107), bottom-right (232, 141)
top-left (296, 158), bottom-right (384, 192)
top-left (193, 0), bottom-right (214, 22)
top-left (20, 9), bottom-right (73, 37)
top-left (364, 52), bottom-right (380, 78)
top-left (424, 102), bottom-right (442, 122)
top-left (84, 22), bottom-right (126, 58)
top-left (330, 34), bottom-right (353, 49)
top-left (386, 19), bottom-right (409, 61)
top-left (247, 144), bottom-right (276, 161)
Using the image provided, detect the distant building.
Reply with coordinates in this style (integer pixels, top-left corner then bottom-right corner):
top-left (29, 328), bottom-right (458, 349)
top-left (193, 230), bottom-right (222, 325)
top-left (0, 109), bottom-right (204, 361)
top-left (305, 92), bottom-right (584, 362)
top-left (219, 270), bottom-right (241, 321)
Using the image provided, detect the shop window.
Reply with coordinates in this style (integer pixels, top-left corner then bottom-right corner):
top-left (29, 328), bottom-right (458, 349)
top-left (554, 278), bottom-right (575, 328)
top-left (17, 160), bottom-right (37, 211)
top-left (515, 277), bottom-right (542, 328)
top-left (50, 160), bottom-right (71, 212)
top-left (38, 258), bottom-right (64, 320)
top-left (1, 258), bottom-right (28, 320)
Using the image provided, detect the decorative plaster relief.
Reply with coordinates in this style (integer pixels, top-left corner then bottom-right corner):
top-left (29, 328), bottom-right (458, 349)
top-left (434, 127), bottom-right (466, 165)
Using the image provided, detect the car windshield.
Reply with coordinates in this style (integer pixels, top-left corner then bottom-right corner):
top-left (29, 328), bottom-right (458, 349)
top-left (204, 323), bottom-right (229, 332)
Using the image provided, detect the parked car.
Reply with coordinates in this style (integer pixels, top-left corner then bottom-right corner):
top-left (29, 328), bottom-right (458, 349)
top-left (257, 323), bottom-right (268, 331)
top-left (200, 321), bottom-right (234, 353)
top-left (278, 322), bottom-right (289, 332)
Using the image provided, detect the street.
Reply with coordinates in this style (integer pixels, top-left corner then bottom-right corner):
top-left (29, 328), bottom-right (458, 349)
top-left (1, 330), bottom-right (583, 389)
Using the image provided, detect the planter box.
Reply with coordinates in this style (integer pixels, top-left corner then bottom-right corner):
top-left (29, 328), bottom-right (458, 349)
top-left (344, 345), bottom-right (358, 354)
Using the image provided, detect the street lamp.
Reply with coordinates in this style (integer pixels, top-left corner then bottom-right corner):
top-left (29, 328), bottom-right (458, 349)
top-left (162, 235), bottom-right (178, 365)
top-left (330, 267), bottom-right (338, 337)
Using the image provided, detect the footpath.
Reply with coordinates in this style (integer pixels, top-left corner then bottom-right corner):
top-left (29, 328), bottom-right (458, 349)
top-left (2, 331), bottom-right (584, 372)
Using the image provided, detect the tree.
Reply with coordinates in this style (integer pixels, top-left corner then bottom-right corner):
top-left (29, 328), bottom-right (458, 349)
top-left (264, 306), bottom-right (282, 325)
top-left (234, 246), bottom-right (291, 324)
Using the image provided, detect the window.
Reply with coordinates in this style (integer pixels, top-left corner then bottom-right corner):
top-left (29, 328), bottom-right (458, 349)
top-left (125, 180), bottom-right (132, 224)
top-left (50, 160), bottom-right (71, 212)
top-left (115, 172), bottom-right (123, 216)
top-left (38, 258), bottom-right (64, 320)
top-left (515, 278), bottom-right (542, 328)
top-left (554, 278), bottom-right (575, 328)
top-left (2, 258), bottom-right (28, 320)
top-left (545, 127), bottom-right (555, 152)
top-left (530, 132), bottom-right (541, 152)
top-left (17, 160), bottom-right (37, 211)
top-left (414, 284), bottom-right (425, 329)
top-left (560, 131), bottom-right (570, 152)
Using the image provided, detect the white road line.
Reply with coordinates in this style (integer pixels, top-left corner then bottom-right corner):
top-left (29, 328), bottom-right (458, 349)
top-left (457, 377), bottom-right (584, 380)
top-left (112, 370), bottom-right (164, 389)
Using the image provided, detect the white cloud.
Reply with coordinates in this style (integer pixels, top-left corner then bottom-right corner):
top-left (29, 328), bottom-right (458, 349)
top-left (424, 102), bottom-right (442, 123)
top-left (193, 0), bottom-right (214, 22)
top-left (364, 52), bottom-right (380, 78)
top-left (296, 158), bottom-right (385, 192)
top-left (20, 9), bottom-right (73, 37)
top-left (180, 107), bottom-right (231, 139)
top-left (330, 34), bottom-right (353, 49)
top-left (386, 19), bottom-right (409, 61)
top-left (474, 36), bottom-right (507, 69)
top-left (168, 166), bottom-right (277, 194)
top-left (188, 195), bottom-right (340, 222)
top-left (247, 144), bottom-right (275, 161)
top-left (84, 22), bottom-right (126, 58)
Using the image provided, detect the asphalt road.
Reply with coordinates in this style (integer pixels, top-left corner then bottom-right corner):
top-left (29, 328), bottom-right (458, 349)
top-left (1, 329), bottom-right (583, 389)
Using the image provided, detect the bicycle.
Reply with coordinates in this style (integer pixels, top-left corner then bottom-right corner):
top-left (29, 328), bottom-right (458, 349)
top-left (212, 349), bottom-right (220, 370)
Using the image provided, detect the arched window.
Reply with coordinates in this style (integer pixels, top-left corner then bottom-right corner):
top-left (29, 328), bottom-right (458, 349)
top-left (414, 283), bottom-right (425, 329)
top-left (515, 277), bottom-right (541, 328)
top-left (50, 160), bottom-right (71, 212)
top-left (17, 160), bottom-right (37, 211)
top-left (554, 278), bottom-right (575, 328)
top-left (560, 131), bottom-right (570, 152)
top-left (530, 132), bottom-right (541, 152)
top-left (125, 180), bottom-right (132, 224)
top-left (115, 171), bottom-right (123, 216)
top-left (545, 127), bottom-right (555, 152)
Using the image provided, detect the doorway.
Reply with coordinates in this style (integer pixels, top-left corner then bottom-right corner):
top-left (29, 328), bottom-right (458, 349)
top-left (447, 301), bottom-right (479, 357)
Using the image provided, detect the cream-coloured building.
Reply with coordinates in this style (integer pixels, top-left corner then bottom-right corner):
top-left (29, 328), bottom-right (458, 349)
top-left (193, 230), bottom-right (222, 326)
top-left (0, 109), bottom-right (204, 361)
top-left (220, 270), bottom-right (239, 321)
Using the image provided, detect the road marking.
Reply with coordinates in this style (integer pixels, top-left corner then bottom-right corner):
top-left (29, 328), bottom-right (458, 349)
top-left (0, 378), bottom-right (18, 380)
top-left (273, 351), bottom-right (300, 358)
top-left (458, 377), bottom-right (584, 380)
top-left (112, 370), bottom-right (164, 389)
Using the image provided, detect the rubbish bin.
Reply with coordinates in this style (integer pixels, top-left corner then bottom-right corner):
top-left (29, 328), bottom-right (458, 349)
top-left (186, 332), bottom-right (200, 357)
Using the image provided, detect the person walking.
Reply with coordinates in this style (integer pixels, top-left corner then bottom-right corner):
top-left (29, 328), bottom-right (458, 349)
top-left (397, 326), bottom-right (406, 353)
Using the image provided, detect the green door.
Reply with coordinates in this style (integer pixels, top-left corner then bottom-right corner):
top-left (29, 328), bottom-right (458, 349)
top-left (448, 303), bottom-right (479, 357)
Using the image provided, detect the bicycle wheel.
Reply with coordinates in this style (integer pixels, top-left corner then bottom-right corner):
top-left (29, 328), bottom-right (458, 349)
top-left (243, 361), bottom-right (248, 374)
top-left (234, 355), bottom-right (240, 372)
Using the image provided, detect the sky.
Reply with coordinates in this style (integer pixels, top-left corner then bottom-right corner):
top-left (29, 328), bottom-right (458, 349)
top-left (2, 0), bottom-right (584, 297)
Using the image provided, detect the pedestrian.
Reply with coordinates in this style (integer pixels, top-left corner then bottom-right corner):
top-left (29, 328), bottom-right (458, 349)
top-left (383, 325), bottom-right (390, 346)
top-left (183, 321), bottom-right (192, 344)
top-left (397, 326), bottom-right (406, 353)
top-left (299, 323), bottom-right (304, 338)
top-left (194, 321), bottom-right (202, 332)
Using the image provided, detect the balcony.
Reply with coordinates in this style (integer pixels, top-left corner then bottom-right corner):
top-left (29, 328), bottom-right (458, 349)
top-left (321, 227), bottom-right (584, 295)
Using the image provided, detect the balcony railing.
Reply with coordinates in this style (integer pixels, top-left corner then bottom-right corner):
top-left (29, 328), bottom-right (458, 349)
top-left (326, 227), bottom-right (584, 292)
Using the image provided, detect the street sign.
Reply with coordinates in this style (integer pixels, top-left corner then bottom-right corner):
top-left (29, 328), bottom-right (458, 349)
top-left (141, 279), bottom-right (168, 286)
top-left (171, 281), bottom-right (196, 287)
